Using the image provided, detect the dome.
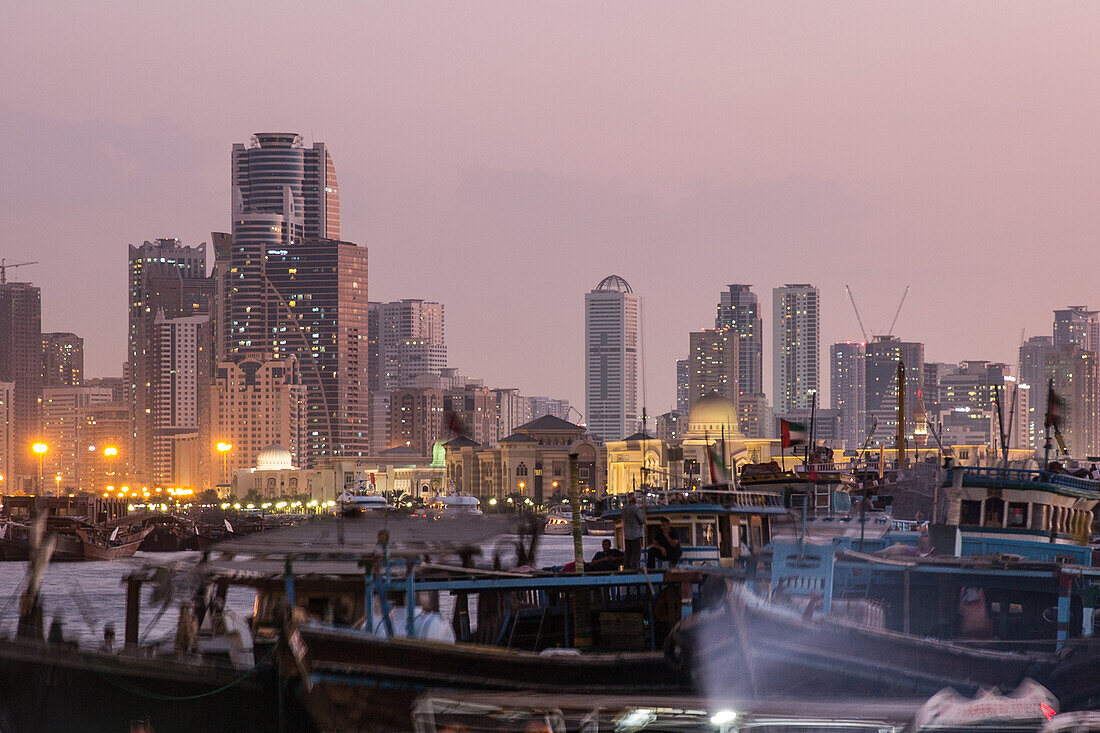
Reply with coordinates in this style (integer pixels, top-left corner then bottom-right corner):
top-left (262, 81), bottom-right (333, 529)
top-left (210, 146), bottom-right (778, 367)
top-left (594, 275), bottom-right (632, 293)
top-left (255, 444), bottom-right (294, 471)
top-left (687, 393), bottom-right (739, 432)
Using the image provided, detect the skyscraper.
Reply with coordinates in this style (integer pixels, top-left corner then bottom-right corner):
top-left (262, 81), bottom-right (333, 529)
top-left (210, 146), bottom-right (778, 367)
top-left (675, 358), bottom-right (690, 414)
top-left (1020, 336), bottom-right (1056, 452)
top-left (830, 341), bottom-right (866, 448)
top-left (772, 284), bottom-right (819, 414)
top-left (42, 333), bottom-right (83, 387)
top-left (0, 381), bottom-right (13, 491)
top-left (716, 284), bottom-right (763, 395)
top-left (688, 329), bottom-right (739, 409)
top-left (864, 335), bottom-right (924, 447)
top-left (1054, 306), bottom-right (1100, 353)
top-left (232, 133), bottom-right (339, 240)
top-left (152, 313), bottom-right (211, 488)
top-left (371, 299), bottom-right (447, 393)
top-left (41, 386), bottom-right (113, 490)
top-left (223, 134), bottom-right (369, 465)
top-left (585, 275), bottom-right (639, 442)
top-left (1044, 345), bottom-right (1099, 458)
top-left (127, 239), bottom-right (212, 484)
top-left (0, 281), bottom-right (42, 485)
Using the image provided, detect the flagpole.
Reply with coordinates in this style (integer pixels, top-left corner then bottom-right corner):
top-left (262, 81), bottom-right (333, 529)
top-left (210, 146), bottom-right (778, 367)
top-left (1044, 378), bottom-right (1053, 468)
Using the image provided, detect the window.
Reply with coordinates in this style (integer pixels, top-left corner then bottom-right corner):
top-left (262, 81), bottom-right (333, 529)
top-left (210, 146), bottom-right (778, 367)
top-left (516, 462), bottom-right (528, 477)
top-left (960, 500), bottom-right (982, 525)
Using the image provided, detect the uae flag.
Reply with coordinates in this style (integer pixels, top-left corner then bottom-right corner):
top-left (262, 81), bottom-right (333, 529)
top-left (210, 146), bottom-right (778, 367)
top-left (1045, 385), bottom-right (1065, 430)
top-left (781, 419), bottom-right (808, 449)
top-left (707, 441), bottom-right (730, 483)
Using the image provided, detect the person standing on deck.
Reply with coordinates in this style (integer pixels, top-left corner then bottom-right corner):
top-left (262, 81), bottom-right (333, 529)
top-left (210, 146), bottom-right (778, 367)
top-left (622, 493), bottom-right (646, 569)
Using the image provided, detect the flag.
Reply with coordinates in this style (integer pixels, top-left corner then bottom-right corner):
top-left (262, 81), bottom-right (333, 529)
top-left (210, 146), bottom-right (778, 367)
top-left (781, 419), bottom-right (808, 449)
top-left (707, 441), bottom-right (729, 483)
top-left (1046, 385), bottom-right (1065, 430)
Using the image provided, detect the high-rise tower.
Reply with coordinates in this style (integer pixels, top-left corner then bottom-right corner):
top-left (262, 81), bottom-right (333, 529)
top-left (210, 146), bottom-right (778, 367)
top-left (716, 285), bottom-right (763, 395)
top-left (830, 341), bottom-right (866, 448)
top-left (772, 284), bottom-right (819, 414)
top-left (127, 239), bottom-right (212, 484)
top-left (0, 281), bottom-right (41, 485)
top-left (585, 275), bottom-right (639, 442)
top-left (222, 134), bottom-right (369, 465)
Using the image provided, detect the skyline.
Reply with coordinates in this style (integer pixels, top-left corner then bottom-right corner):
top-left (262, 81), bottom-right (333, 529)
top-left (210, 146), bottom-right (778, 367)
top-left (5, 3), bottom-right (1100, 412)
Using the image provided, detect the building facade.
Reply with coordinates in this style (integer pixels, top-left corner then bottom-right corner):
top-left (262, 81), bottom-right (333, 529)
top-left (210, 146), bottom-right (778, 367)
top-left (864, 335), bottom-right (924, 448)
top-left (0, 382), bottom-right (12, 492)
top-left (211, 355), bottom-right (307, 489)
top-left (0, 281), bottom-right (42, 486)
top-left (772, 284), bottom-right (819, 414)
top-left (585, 275), bottom-right (639, 442)
top-left (831, 341), bottom-right (866, 448)
top-left (152, 312), bottom-right (212, 489)
top-left (675, 358), bottom-right (690, 414)
top-left (688, 329), bottom-right (739, 409)
top-left (1054, 306), bottom-right (1100, 353)
top-left (127, 238), bottom-right (212, 484)
top-left (717, 284), bottom-right (763, 396)
top-left (1044, 344), bottom-right (1099, 459)
top-left (1020, 336), bottom-right (1056, 453)
top-left (41, 332), bottom-right (83, 387)
top-left (41, 386), bottom-right (113, 491)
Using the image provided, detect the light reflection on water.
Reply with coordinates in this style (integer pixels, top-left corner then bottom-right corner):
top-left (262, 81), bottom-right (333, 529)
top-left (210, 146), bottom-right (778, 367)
top-left (0, 535), bottom-right (605, 647)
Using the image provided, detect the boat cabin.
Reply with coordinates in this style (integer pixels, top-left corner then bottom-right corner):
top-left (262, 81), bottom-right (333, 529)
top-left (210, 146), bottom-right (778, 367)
top-left (604, 488), bottom-right (786, 566)
top-left (944, 467), bottom-right (1099, 561)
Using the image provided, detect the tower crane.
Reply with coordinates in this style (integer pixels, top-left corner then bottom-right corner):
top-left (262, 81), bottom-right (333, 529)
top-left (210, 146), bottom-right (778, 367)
top-left (0, 260), bottom-right (39, 284)
top-left (845, 284), bottom-right (870, 342)
top-left (884, 285), bottom-right (911, 337)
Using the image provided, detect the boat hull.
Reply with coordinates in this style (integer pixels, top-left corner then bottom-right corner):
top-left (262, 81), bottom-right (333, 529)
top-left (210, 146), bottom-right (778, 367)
top-left (672, 580), bottom-right (1050, 698)
top-left (291, 623), bottom-right (688, 732)
top-left (0, 639), bottom-right (315, 733)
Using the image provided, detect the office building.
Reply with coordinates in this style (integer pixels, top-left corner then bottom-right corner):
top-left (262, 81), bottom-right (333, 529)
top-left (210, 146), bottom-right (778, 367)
top-left (0, 381), bottom-right (12, 491)
top-left (0, 281), bottom-right (42, 484)
top-left (152, 313), bottom-right (212, 488)
top-left (830, 341), bottom-right (866, 448)
top-left (80, 402), bottom-right (131, 492)
top-left (224, 136), bottom-right (369, 465)
top-left (585, 275), bottom-right (639, 441)
top-left (1044, 345), bottom-right (1099, 459)
top-left (211, 355), bottom-right (307, 488)
top-left (864, 336), bottom-right (924, 448)
top-left (42, 333), bottom-right (83, 387)
top-left (675, 358), bottom-right (690, 414)
top-left (688, 329), bottom-right (739, 409)
top-left (41, 386), bottom-right (113, 490)
top-left (772, 284), bottom-right (819, 414)
top-left (1020, 336), bottom-right (1056, 452)
top-left (1054, 306), bottom-right (1100, 353)
top-left (127, 238), bottom-right (212, 484)
top-left (717, 284), bottom-right (764, 395)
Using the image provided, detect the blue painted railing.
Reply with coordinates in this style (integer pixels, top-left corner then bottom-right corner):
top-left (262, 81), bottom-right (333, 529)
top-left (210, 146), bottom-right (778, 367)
top-left (952, 467), bottom-right (1100, 494)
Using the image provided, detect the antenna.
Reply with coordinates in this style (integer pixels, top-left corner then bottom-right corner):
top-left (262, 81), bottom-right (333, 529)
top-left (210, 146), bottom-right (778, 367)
top-left (0, 260), bottom-right (39, 285)
top-left (845, 285), bottom-right (870, 342)
top-left (885, 285), bottom-right (911, 336)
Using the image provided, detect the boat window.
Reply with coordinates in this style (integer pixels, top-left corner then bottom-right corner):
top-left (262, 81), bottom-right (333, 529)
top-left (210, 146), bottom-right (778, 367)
top-left (984, 497), bottom-right (1005, 527)
top-left (960, 500), bottom-right (982, 525)
top-left (698, 521), bottom-right (718, 546)
top-left (1007, 502), bottom-right (1027, 527)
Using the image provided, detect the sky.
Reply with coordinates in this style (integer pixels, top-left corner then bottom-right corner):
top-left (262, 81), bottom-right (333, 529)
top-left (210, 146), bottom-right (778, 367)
top-left (3, 1), bottom-right (1100, 414)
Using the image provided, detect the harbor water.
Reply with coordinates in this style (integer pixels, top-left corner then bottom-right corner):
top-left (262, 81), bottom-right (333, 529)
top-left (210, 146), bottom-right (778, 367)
top-left (0, 534), bottom-right (606, 647)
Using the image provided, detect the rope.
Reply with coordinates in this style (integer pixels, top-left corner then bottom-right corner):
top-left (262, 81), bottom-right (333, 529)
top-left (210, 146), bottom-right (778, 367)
top-left (94, 641), bottom-right (277, 701)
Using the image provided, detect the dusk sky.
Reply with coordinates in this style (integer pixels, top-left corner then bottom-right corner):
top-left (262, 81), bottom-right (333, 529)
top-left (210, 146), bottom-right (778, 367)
top-left (4, 2), bottom-right (1100, 413)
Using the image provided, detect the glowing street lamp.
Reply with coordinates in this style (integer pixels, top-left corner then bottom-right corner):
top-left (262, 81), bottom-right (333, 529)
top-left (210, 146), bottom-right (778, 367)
top-left (32, 442), bottom-right (48, 493)
top-left (216, 442), bottom-right (233, 495)
top-left (55, 474), bottom-right (62, 494)
top-left (103, 446), bottom-right (119, 490)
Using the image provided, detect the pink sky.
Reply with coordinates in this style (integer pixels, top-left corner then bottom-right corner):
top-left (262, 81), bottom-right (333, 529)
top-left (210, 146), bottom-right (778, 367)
top-left (3, 2), bottom-right (1099, 412)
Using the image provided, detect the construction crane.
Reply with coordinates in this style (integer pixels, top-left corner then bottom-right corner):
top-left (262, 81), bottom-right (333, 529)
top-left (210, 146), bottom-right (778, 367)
top-left (884, 285), bottom-right (911, 337)
top-left (844, 284), bottom-right (870, 342)
top-left (0, 260), bottom-right (38, 285)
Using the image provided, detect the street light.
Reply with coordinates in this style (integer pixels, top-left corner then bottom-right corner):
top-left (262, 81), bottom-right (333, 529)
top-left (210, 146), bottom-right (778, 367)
top-left (32, 443), bottom-right (47, 494)
top-left (103, 446), bottom-right (118, 491)
top-left (217, 442), bottom-right (233, 496)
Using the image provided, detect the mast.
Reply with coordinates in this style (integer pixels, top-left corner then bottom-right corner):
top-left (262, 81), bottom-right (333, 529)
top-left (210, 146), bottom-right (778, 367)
top-left (896, 360), bottom-right (906, 469)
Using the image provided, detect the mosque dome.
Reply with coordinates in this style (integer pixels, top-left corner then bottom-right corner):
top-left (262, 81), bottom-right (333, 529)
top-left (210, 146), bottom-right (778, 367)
top-left (687, 393), bottom-right (740, 434)
top-left (255, 444), bottom-right (294, 471)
